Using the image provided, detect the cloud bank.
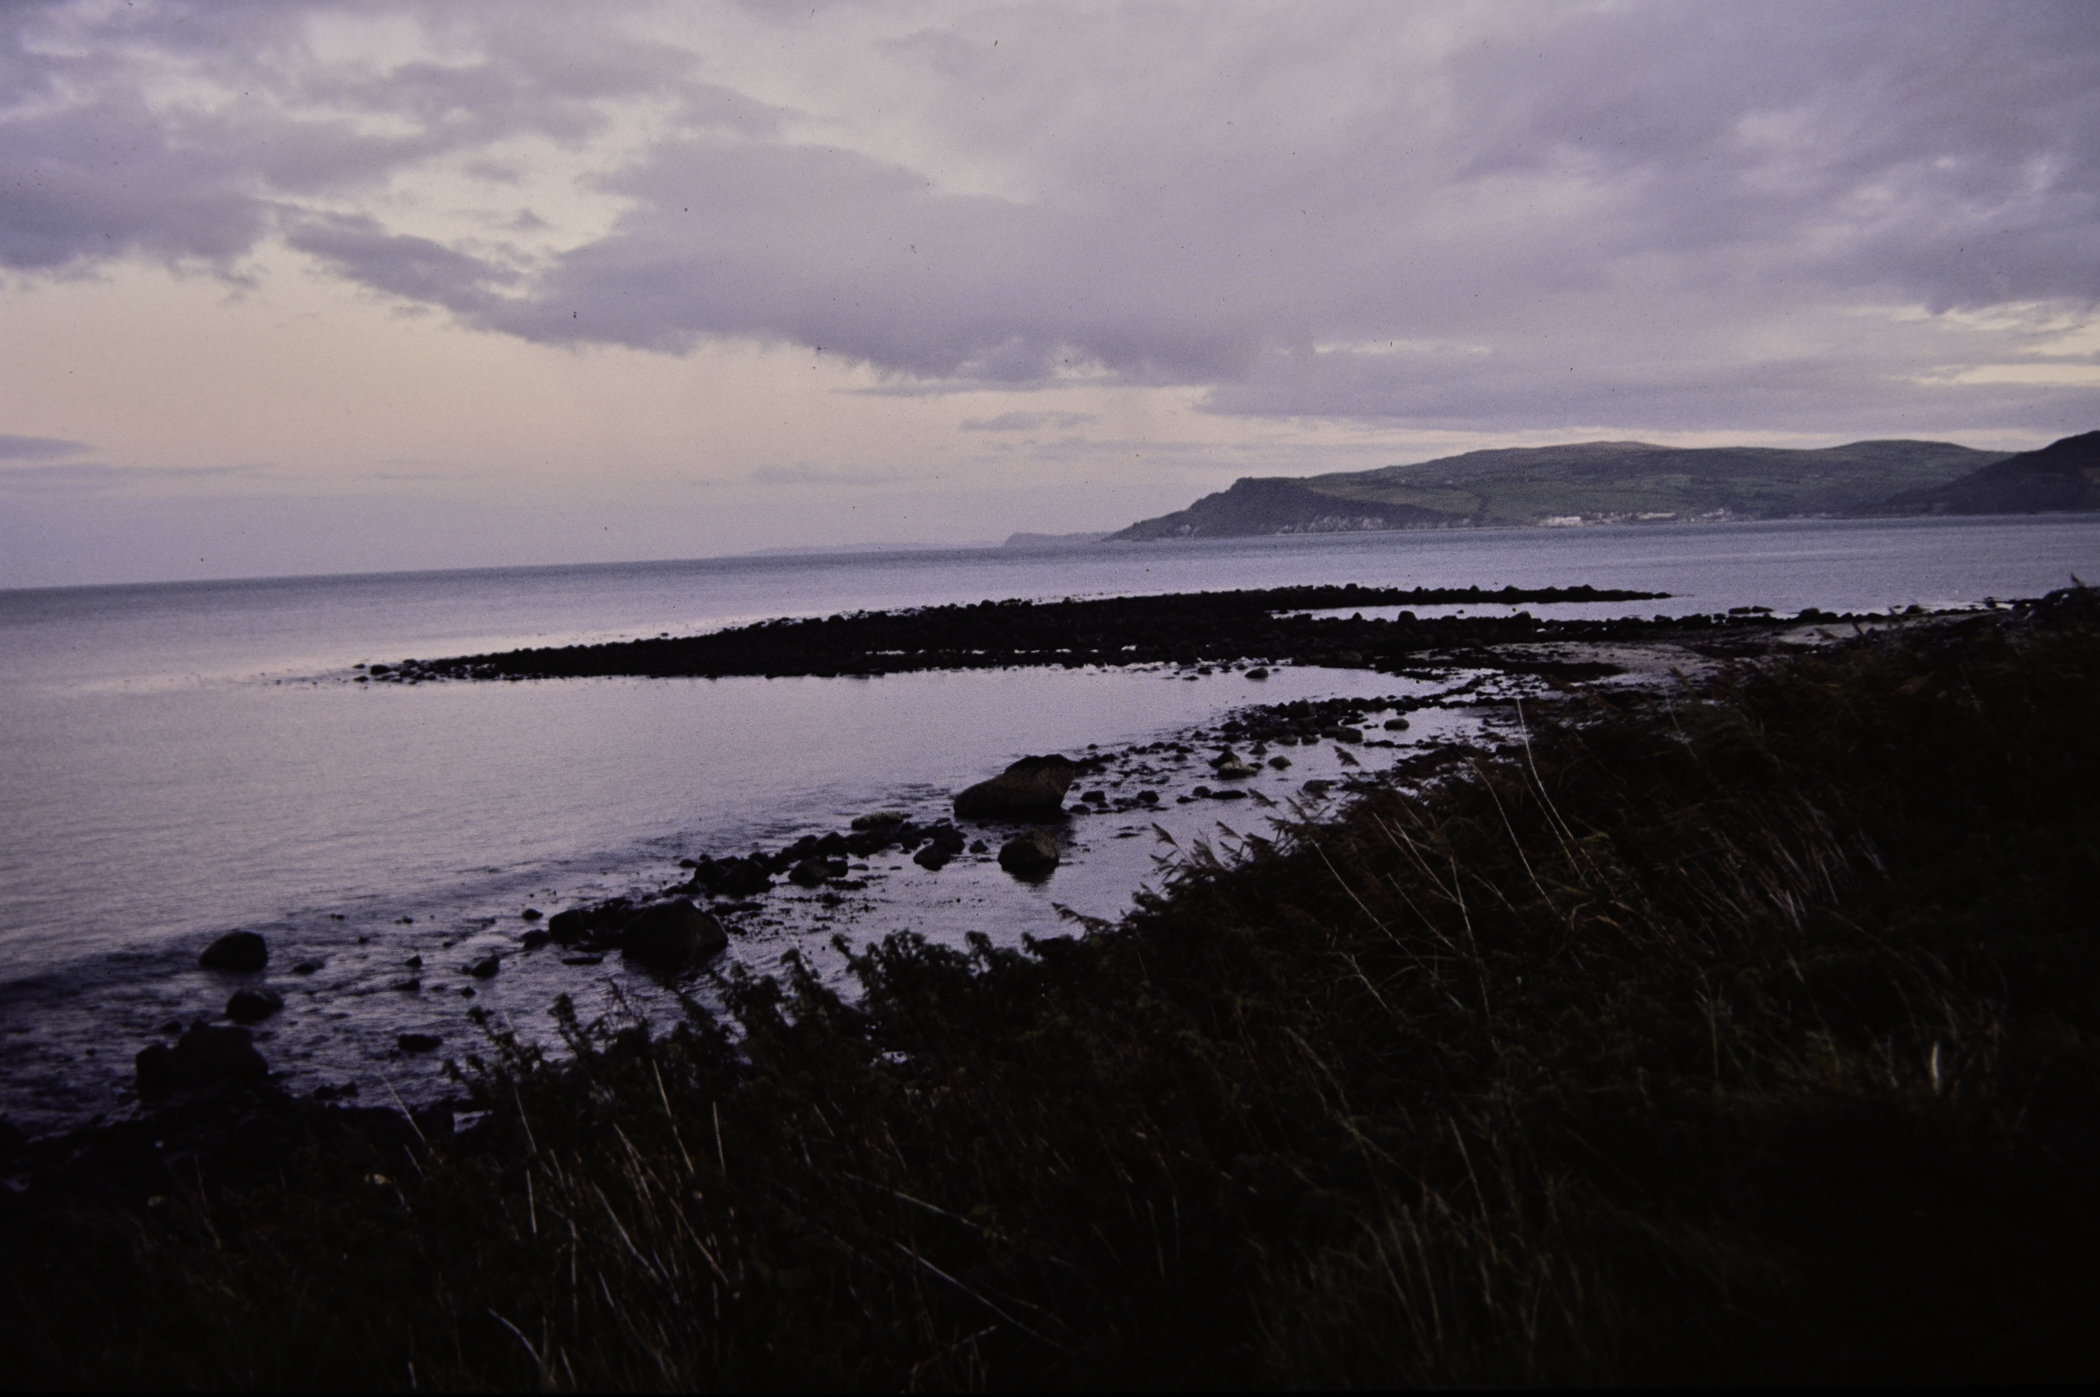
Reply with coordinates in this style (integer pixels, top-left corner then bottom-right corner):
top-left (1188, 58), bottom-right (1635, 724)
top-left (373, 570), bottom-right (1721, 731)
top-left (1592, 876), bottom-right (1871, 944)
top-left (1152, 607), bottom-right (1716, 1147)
top-left (4, 0), bottom-right (2097, 437)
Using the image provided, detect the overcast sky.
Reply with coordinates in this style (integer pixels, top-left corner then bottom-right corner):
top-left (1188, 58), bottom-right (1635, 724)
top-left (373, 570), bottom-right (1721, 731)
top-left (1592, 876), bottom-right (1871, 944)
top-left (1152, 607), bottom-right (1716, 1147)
top-left (3, 0), bottom-right (2097, 586)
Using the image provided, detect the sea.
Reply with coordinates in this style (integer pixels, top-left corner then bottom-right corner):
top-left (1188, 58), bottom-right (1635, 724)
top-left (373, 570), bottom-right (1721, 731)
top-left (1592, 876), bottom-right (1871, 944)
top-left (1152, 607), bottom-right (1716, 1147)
top-left (4, 516), bottom-right (2097, 1135)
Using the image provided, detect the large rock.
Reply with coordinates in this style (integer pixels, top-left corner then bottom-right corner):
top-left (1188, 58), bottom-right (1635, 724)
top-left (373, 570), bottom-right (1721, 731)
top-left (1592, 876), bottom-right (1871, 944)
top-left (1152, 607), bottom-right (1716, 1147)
top-left (953, 755), bottom-right (1080, 820)
top-left (135, 1022), bottom-right (269, 1095)
top-left (998, 829), bottom-right (1062, 880)
top-left (198, 930), bottom-right (268, 972)
top-left (618, 899), bottom-right (727, 971)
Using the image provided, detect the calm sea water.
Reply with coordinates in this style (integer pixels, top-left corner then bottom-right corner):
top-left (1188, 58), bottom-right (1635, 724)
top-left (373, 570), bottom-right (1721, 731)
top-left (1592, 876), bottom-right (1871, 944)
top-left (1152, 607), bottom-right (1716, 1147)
top-left (2, 517), bottom-right (2096, 1132)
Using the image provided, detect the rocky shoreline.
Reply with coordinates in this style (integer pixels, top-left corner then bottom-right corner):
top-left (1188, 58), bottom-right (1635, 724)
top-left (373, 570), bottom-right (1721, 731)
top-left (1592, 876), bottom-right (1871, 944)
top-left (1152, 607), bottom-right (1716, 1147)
top-left (0, 590), bottom-right (1919, 1209)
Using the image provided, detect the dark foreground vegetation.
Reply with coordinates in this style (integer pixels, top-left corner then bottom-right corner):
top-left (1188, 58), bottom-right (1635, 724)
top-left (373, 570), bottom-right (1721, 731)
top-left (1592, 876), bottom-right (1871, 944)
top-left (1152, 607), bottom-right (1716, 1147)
top-left (7, 591), bottom-right (2099, 1388)
top-left (366, 583), bottom-right (1676, 682)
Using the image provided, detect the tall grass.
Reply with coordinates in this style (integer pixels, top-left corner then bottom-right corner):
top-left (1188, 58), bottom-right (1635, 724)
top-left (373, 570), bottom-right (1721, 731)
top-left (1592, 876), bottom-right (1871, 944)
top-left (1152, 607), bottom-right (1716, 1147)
top-left (6, 591), bottom-right (2097, 1388)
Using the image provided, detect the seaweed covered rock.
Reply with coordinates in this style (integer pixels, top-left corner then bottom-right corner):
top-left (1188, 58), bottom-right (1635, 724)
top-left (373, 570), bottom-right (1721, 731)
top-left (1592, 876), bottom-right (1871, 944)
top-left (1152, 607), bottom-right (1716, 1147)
top-left (618, 899), bottom-right (727, 971)
top-left (953, 755), bottom-right (1079, 820)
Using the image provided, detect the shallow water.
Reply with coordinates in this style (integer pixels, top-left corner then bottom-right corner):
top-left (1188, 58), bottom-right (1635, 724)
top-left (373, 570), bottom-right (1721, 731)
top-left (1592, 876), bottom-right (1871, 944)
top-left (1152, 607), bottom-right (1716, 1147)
top-left (2, 516), bottom-right (2096, 1132)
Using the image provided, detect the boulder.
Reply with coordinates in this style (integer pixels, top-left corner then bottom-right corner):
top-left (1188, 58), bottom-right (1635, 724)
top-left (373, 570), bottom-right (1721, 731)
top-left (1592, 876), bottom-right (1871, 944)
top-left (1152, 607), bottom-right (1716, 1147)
top-left (225, 988), bottom-right (283, 1023)
top-left (618, 899), bottom-right (727, 971)
top-left (953, 755), bottom-right (1079, 820)
top-left (998, 829), bottom-right (1061, 879)
top-left (135, 1022), bottom-right (269, 1095)
top-left (851, 810), bottom-right (905, 831)
top-left (397, 1033), bottom-right (443, 1053)
top-left (913, 844), bottom-right (953, 871)
top-left (789, 856), bottom-right (847, 887)
top-left (198, 930), bottom-right (268, 972)
top-left (1320, 726), bottom-right (1363, 744)
top-left (467, 955), bottom-right (500, 979)
top-left (1212, 751), bottom-right (1259, 779)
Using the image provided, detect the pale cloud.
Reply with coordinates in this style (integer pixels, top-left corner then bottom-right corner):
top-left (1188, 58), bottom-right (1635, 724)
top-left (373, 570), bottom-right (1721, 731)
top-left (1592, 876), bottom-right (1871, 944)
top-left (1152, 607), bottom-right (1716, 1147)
top-left (745, 461), bottom-right (914, 486)
top-left (959, 411), bottom-right (1097, 432)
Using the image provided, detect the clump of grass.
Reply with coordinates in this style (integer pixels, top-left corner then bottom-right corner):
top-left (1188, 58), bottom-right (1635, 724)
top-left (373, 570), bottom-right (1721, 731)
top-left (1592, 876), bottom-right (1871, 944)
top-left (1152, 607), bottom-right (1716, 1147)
top-left (6, 590), bottom-right (2098, 1388)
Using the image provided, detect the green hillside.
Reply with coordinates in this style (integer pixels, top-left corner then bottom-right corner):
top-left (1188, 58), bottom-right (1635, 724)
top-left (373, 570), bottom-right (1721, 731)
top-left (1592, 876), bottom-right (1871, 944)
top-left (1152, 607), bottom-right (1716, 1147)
top-left (1114, 439), bottom-right (2010, 539)
top-left (1876, 430), bottom-right (2100, 515)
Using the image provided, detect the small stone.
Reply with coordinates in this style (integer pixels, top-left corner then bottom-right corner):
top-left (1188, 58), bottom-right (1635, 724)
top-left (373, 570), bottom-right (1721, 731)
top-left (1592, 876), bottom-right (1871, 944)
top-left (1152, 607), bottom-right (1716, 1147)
top-left (520, 908), bottom-right (543, 921)
top-left (397, 1033), bottom-right (442, 1053)
top-left (290, 960), bottom-right (322, 975)
top-left (225, 988), bottom-right (283, 1024)
top-left (467, 956), bottom-right (500, 979)
top-left (789, 856), bottom-right (845, 887)
top-left (1268, 755), bottom-right (1292, 769)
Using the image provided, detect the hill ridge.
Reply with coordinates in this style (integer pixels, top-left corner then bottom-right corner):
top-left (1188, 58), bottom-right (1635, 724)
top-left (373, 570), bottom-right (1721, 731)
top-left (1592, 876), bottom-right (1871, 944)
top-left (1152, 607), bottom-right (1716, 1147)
top-left (1112, 436), bottom-right (2039, 540)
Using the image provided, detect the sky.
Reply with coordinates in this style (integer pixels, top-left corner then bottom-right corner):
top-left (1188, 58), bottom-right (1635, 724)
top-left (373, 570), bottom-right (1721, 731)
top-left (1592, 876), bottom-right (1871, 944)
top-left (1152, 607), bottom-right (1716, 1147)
top-left (2, 0), bottom-right (2097, 587)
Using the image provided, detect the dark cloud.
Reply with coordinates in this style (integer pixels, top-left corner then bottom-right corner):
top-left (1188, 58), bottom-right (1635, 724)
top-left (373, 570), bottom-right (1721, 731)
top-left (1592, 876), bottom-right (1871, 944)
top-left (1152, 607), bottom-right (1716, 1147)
top-left (0, 434), bottom-right (91, 460)
top-left (5, 1), bottom-right (2096, 432)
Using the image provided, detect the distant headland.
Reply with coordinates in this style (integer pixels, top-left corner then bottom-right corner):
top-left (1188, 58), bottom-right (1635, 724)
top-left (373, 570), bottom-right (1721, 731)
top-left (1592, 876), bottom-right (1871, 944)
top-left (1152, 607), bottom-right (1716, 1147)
top-left (1111, 430), bottom-right (2100, 540)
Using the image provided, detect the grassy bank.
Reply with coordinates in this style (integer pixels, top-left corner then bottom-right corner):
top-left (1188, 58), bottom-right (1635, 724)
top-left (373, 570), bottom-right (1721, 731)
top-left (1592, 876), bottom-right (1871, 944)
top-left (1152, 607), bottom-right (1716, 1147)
top-left (6, 592), bottom-right (2098, 1388)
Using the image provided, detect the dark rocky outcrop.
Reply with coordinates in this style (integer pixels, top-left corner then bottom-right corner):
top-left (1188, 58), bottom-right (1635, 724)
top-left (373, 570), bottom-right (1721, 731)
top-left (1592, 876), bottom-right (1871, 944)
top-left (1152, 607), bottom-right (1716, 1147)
top-left (224, 988), bottom-right (283, 1024)
top-left (135, 1023), bottom-right (269, 1095)
top-left (617, 899), bottom-right (727, 971)
top-left (954, 756), bottom-right (1080, 820)
top-left (198, 931), bottom-right (268, 972)
top-left (998, 830), bottom-right (1061, 880)
top-left (374, 584), bottom-right (1673, 684)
